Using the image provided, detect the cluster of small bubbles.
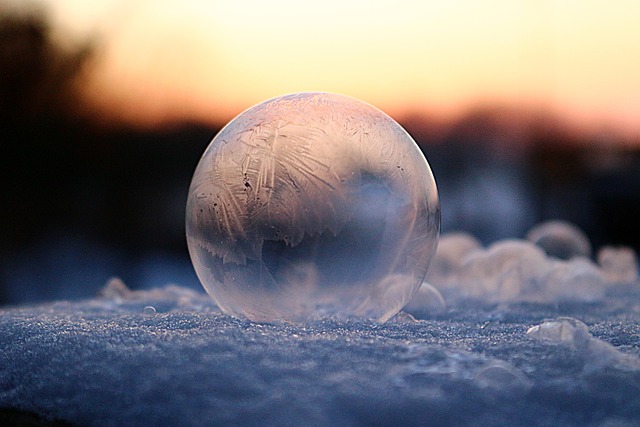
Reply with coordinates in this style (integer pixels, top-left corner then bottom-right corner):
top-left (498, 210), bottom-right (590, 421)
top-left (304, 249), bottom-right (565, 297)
top-left (425, 221), bottom-right (629, 305)
top-left (526, 220), bottom-right (592, 260)
top-left (455, 240), bottom-right (549, 303)
top-left (597, 246), bottom-right (639, 285)
top-left (186, 93), bottom-right (439, 323)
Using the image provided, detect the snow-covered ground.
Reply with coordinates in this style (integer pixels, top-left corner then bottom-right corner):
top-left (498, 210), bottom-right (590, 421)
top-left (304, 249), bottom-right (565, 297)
top-left (1, 222), bottom-right (639, 426)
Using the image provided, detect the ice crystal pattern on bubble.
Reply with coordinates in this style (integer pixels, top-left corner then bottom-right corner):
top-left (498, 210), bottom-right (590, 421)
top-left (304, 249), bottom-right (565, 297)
top-left (186, 93), bottom-right (439, 322)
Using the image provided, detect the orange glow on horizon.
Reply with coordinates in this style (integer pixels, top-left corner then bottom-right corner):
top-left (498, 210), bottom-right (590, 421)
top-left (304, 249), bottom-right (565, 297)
top-left (49, 0), bottom-right (640, 137)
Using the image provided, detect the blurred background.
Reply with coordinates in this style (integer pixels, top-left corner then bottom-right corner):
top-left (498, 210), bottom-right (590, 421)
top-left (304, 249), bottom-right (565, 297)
top-left (1, 0), bottom-right (639, 304)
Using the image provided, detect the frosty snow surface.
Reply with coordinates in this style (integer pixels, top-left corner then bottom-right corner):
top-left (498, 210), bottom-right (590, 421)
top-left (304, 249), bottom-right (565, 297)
top-left (1, 230), bottom-right (640, 426)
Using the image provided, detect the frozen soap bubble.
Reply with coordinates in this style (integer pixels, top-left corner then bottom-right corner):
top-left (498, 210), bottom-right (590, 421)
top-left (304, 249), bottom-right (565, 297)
top-left (143, 305), bottom-right (157, 316)
top-left (543, 257), bottom-right (605, 303)
top-left (456, 240), bottom-right (550, 303)
top-left (186, 93), bottom-right (440, 323)
top-left (425, 232), bottom-right (481, 292)
top-left (597, 246), bottom-right (639, 285)
top-left (526, 220), bottom-right (591, 260)
top-left (403, 281), bottom-right (446, 319)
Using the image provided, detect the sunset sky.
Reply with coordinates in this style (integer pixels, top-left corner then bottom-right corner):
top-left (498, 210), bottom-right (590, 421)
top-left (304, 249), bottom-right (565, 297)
top-left (40, 0), bottom-right (640, 135)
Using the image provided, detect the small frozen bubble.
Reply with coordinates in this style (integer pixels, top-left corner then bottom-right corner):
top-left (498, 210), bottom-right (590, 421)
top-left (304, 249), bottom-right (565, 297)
top-left (403, 282), bottom-right (446, 319)
top-left (388, 310), bottom-right (419, 323)
top-left (439, 236), bottom-right (607, 304)
top-left (143, 306), bottom-right (157, 316)
top-left (543, 257), bottom-right (605, 303)
top-left (597, 246), bottom-right (639, 285)
top-left (99, 277), bottom-right (131, 300)
top-left (186, 93), bottom-right (440, 323)
top-left (526, 220), bottom-right (592, 260)
top-left (426, 232), bottom-right (482, 290)
top-left (456, 240), bottom-right (550, 303)
top-left (474, 362), bottom-right (532, 391)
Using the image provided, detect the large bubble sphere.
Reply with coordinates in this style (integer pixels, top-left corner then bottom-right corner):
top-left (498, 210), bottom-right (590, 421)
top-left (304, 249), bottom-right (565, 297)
top-left (186, 93), bottom-right (439, 323)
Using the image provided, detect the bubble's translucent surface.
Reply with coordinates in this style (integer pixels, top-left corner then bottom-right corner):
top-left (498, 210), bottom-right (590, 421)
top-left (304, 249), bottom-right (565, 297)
top-left (457, 240), bottom-right (549, 303)
top-left (474, 362), bottom-right (532, 392)
top-left (426, 232), bottom-right (481, 293)
top-left (403, 282), bottom-right (446, 319)
top-left (186, 93), bottom-right (439, 323)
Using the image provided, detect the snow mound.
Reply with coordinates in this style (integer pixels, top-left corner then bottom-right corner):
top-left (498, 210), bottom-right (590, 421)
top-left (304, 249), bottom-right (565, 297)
top-left (527, 317), bottom-right (640, 372)
top-left (424, 224), bottom-right (638, 307)
top-left (1, 281), bottom-right (639, 426)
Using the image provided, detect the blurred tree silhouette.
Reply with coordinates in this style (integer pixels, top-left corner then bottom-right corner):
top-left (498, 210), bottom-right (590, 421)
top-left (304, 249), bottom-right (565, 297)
top-left (0, 4), bottom-right (93, 120)
top-left (0, 3), bottom-right (96, 259)
top-left (0, 3), bottom-right (213, 304)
